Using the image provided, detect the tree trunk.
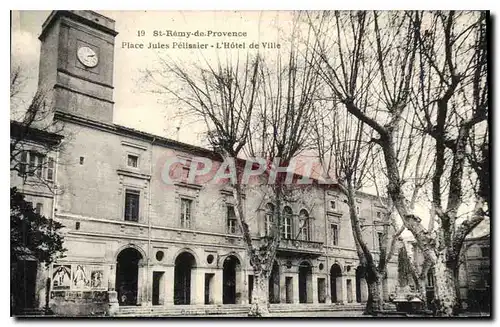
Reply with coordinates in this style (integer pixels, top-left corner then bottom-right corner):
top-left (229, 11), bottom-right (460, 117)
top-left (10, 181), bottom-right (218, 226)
top-left (452, 263), bottom-right (462, 313)
top-left (381, 271), bottom-right (389, 302)
top-left (248, 271), bottom-right (270, 317)
top-left (433, 254), bottom-right (457, 316)
top-left (365, 274), bottom-right (383, 315)
top-left (417, 276), bottom-right (428, 311)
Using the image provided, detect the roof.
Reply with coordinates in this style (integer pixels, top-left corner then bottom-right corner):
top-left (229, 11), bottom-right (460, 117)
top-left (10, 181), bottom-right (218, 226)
top-left (10, 120), bottom-right (65, 147)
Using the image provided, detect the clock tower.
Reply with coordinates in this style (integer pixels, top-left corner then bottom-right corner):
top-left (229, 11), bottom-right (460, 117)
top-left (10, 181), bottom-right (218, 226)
top-left (38, 11), bottom-right (118, 123)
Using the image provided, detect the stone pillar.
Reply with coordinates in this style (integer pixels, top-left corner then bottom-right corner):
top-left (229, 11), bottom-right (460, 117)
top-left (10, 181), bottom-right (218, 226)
top-left (190, 267), bottom-right (205, 305)
top-left (342, 277), bottom-right (349, 303)
top-left (311, 274), bottom-right (318, 304)
top-left (241, 270), bottom-right (249, 305)
top-left (280, 273), bottom-right (287, 303)
top-left (144, 264), bottom-right (152, 306)
top-left (360, 278), bottom-right (369, 303)
top-left (137, 264), bottom-right (144, 305)
top-left (213, 268), bottom-right (223, 305)
top-left (108, 291), bottom-right (119, 316)
top-left (325, 275), bottom-right (332, 304)
top-left (335, 277), bottom-right (343, 304)
top-left (108, 264), bottom-right (116, 291)
top-left (35, 265), bottom-right (48, 309)
top-left (164, 265), bottom-right (174, 306)
top-left (292, 273), bottom-right (300, 304)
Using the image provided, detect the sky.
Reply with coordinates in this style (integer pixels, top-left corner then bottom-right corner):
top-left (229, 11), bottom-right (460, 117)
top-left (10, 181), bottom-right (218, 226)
top-left (11, 10), bottom-right (295, 146)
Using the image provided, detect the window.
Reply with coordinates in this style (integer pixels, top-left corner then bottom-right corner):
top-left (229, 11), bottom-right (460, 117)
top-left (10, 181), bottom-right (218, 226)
top-left (180, 198), bottom-right (192, 228)
top-left (299, 209), bottom-right (310, 241)
top-left (46, 157), bottom-right (54, 181)
top-left (427, 269), bottom-right (435, 288)
top-left (19, 151), bottom-right (28, 176)
top-left (282, 206), bottom-right (292, 239)
top-left (376, 211), bottom-right (381, 218)
top-left (35, 203), bottom-right (43, 215)
top-left (356, 206), bottom-right (360, 215)
top-left (378, 232), bottom-right (384, 251)
top-left (227, 205), bottom-right (237, 234)
top-left (331, 224), bottom-right (339, 246)
top-left (29, 152), bottom-right (37, 175)
top-left (28, 152), bottom-right (44, 177)
top-left (330, 200), bottom-right (336, 210)
top-left (481, 247), bottom-right (490, 258)
top-left (127, 154), bottom-right (138, 168)
top-left (265, 203), bottom-right (274, 236)
top-left (124, 190), bottom-right (140, 222)
top-left (18, 151), bottom-right (54, 181)
top-left (182, 167), bottom-right (190, 181)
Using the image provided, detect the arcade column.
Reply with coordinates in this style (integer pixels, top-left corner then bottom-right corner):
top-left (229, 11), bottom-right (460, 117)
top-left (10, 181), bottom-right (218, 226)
top-left (163, 265), bottom-right (174, 306)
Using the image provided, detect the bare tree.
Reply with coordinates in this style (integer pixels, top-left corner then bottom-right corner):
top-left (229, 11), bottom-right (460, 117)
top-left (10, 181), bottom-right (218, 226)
top-left (308, 10), bottom-right (422, 313)
top-left (142, 33), bottom-right (321, 315)
top-left (411, 11), bottom-right (488, 315)
top-left (310, 10), bottom-right (489, 316)
top-left (312, 102), bottom-right (385, 313)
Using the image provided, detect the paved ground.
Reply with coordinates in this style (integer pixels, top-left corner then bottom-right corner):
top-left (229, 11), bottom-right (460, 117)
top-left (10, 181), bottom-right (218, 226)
top-left (192, 311), bottom-right (491, 318)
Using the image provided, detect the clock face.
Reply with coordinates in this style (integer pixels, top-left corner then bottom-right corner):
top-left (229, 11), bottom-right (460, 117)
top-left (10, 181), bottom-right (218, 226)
top-left (77, 46), bottom-right (98, 68)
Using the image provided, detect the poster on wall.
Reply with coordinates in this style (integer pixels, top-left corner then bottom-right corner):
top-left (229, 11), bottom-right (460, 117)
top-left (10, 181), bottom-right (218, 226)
top-left (52, 265), bottom-right (71, 289)
top-left (72, 264), bottom-right (91, 289)
top-left (90, 268), bottom-right (106, 290)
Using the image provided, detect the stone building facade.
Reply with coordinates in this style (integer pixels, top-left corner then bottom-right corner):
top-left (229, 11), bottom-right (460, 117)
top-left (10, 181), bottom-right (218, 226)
top-left (12, 10), bottom-right (399, 315)
top-left (458, 235), bottom-right (490, 312)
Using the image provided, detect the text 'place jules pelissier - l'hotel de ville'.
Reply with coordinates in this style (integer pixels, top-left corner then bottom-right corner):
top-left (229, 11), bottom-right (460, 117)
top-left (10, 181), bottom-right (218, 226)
top-left (11, 10), bottom-right (399, 316)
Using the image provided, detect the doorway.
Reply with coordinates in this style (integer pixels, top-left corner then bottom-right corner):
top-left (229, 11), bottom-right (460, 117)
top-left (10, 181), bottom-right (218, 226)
top-left (248, 275), bottom-right (254, 304)
top-left (116, 248), bottom-right (143, 306)
top-left (152, 272), bottom-right (164, 305)
top-left (317, 278), bottom-right (326, 303)
top-left (174, 252), bottom-right (196, 305)
top-left (223, 256), bottom-right (241, 304)
top-left (299, 261), bottom-right (312, 303)
top-left (285, 277), bottom-right (293, 303)
top-left (205, 273), bottom-right (214, 304)
top-left (268, 261), bottom-right (280, 303)
top-left (346, 279), bottom-right (353, 303)
top-left (330, 264), bottom-right (342, 303)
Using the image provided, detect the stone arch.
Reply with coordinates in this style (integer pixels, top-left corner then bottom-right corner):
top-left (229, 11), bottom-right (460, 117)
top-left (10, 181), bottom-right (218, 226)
top-left (171, 247), bottom-right (199, 268)
top-left (217, 251), bottom-right (244, 269)
top-left (114, 243), bottom-right (147, 263)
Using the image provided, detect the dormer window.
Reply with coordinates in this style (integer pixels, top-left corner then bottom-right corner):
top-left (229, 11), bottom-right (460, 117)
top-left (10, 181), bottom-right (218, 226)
top-left (127, 154), bottom-right (138, 168)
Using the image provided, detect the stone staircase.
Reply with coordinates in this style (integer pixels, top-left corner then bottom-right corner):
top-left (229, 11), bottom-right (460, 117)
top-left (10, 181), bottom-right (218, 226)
top-left (116, 304), bottom-right (251, 317)
top-left (270, 303), bottom-right (365, 313)
top-left (115, 303), bottom-right (365, 317)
